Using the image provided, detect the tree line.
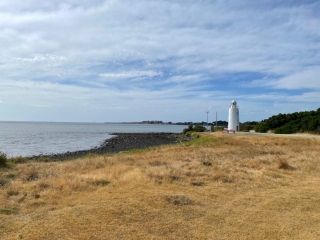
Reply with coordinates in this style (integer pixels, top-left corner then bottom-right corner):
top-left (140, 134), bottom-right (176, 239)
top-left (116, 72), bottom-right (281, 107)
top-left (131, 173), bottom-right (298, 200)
top-left (254, 108), bottom-right (320, 134)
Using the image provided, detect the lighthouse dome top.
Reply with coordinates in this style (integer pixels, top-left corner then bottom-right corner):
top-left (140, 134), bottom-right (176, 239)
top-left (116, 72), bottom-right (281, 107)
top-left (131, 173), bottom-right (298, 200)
top-left (230, 99), bottom-right (237, 106)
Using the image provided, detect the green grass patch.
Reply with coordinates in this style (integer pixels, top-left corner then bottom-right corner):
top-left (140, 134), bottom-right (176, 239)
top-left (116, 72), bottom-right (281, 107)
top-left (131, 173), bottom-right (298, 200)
top-left (5, 173), bottom-right (16, 179)
top-left (0, 208), bottom-right (19, 215)
top-left (9, 156), bottom-right (28, 164)
top-left (30, 202), bottom-right (46, 207)
top-left (86, 153), bottom-right (98, 159)
top-left (91, 180), bottom-right (111, 187)
top-left (124, 148), bottom-right (151, 155)
top-left (37, 156), bottom-right (52, 162)
top-left (7, 190), bottom-right (19, 196)
top-left (165, 195), bottom-right (194, 205)
top-left (183, 135), bottom-right (217, 146)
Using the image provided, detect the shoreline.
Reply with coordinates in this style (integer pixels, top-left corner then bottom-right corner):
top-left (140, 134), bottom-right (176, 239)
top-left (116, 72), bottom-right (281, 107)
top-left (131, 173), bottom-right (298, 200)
top-left (26, 132), bottom-right (188, 161)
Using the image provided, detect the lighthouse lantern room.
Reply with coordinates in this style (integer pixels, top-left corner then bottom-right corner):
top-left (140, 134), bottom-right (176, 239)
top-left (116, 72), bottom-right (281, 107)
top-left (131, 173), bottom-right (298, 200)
top-left (228, 100), bottom-right (240, 132)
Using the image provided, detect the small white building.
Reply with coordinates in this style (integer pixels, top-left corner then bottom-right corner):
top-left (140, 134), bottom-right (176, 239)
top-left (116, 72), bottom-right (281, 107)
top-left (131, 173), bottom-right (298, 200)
top-left (228, 100), bottom-right (240, 132)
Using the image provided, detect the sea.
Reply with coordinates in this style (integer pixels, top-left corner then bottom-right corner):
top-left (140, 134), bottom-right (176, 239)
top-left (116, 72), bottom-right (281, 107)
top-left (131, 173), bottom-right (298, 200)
top-left (0, 122), bottom-right (186, 157)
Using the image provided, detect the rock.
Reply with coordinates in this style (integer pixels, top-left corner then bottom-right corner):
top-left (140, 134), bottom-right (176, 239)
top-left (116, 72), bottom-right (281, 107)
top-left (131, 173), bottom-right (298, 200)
top-left (26, 132), bottom-right (187, 161)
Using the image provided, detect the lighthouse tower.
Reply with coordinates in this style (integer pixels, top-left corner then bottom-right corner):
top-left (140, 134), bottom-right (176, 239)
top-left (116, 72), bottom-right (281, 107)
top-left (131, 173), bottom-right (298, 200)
top-left (228, 100), bottom-right (240, 132)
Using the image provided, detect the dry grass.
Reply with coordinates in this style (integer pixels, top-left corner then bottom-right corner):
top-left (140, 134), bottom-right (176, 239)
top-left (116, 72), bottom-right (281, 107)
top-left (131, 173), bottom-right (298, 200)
top-left (1, 133), bottom-right (320, 239)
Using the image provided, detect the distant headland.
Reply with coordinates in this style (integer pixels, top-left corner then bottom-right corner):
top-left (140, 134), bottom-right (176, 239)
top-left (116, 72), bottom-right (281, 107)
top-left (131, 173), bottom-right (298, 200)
top-left (105, 120), bottom-right (229, 126)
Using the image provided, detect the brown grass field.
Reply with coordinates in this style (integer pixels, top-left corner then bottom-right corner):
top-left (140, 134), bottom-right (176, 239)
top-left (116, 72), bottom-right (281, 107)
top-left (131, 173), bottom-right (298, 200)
top-left (1, 132), bottom-right (320, 240)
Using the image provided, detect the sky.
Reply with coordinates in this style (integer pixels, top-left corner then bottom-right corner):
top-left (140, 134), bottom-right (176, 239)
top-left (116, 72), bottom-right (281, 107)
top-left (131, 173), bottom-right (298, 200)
top-left (0, 0), bottom-right (319, 123)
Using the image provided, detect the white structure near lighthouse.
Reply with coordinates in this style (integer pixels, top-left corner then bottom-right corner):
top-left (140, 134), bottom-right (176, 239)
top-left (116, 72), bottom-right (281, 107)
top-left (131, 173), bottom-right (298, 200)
top-left (228, 100), bottom-right (240, 132)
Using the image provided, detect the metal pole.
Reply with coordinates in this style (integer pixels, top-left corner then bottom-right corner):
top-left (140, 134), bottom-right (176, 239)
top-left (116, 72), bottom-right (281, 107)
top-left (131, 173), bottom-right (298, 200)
top-left (216, 112), bottom-right (218, 127)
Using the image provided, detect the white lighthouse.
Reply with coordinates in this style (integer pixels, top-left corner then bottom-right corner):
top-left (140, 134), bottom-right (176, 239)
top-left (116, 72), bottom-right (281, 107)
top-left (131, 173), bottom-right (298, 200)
top-left (228, 100), bottom-right (240, 132)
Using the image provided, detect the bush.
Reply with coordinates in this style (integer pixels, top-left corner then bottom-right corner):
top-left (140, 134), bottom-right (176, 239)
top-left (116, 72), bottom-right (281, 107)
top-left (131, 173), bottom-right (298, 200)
top-left (182, 125), bottom-right (206, 135)
top-left (182, 125), bottom-right (194, 134)
top-left (212, 126), bottom-right (223, 132)
top-left (193, 125), bottom-right (206, 132)
top-left (0, 152), bottom-right (8, 167)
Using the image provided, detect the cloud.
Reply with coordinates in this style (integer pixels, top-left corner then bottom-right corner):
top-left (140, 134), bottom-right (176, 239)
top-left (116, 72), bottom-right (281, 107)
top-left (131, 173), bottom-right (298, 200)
top-left (99, 70), bottom-right (162, 80)
top-left (270, 67), bottom-right (320, 89)
top-left (0, 0), bottom-right (319, 122)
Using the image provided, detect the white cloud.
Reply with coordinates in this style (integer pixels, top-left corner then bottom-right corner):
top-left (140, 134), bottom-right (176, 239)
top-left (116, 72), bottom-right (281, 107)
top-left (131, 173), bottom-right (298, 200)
top-left (271, 67), bottom-right (320, 89)
top-left (99, 70), bottom-right (162, 80)
top-left (288, 91), bottom-right (320, 102)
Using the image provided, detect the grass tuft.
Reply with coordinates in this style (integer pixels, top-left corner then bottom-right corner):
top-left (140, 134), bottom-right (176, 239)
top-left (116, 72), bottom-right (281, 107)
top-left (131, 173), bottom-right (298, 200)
top-left (7, 190), bottom-right (19, 196)
top-left (21, 167), bottom-right (40, 181)
top-left (85, 153), bottom-right (98, 159)
top-left (0, 178), bottom-right (8, 186)
top-left (277, 157), bottom-right (295, 170)
top-left (0, 208), bottom-right (18, 215)
top-left (30, 202), bottom-right (46, 207)
top-left (5, 173), bottom-right (16, 179)
top-left (37, 156), bottom-right (51, 162)
top-left (34, 193), bottom-right (41, 199)
top-left (191, 181), bottom-right (205, 186)
top-left (202, 160), bottom-right (212, 166)
top-left (18, 192), bottom-right (28, 203)
top-left (165, 195), bottom-right (194, 205)
top-left (149, 161), bottom-right (167, 166)
top-left (90, 180), bottom-right (111, 186)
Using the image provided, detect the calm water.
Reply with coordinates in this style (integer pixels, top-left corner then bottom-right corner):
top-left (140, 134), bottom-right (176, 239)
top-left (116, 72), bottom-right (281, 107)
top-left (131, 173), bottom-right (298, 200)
top-left (0, 122), bottom-right (186, 157)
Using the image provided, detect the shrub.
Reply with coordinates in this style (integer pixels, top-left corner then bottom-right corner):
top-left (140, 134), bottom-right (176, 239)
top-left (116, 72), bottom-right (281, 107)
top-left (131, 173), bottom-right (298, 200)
top-left (212, 126), bottom-right (223, 132)
top-left (182, 125), bottom-right (206, 135)
top-left (193, 125), bottom-right (206, 132)
top-left (182, 125), bottom-right (194, 134)
top-left (0, 152), bottom-right (8, 167)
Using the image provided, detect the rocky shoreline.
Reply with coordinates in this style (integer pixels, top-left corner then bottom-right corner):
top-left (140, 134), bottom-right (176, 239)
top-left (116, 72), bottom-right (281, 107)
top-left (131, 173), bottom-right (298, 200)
top-left (27, 132), bottom-right (188, 161)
